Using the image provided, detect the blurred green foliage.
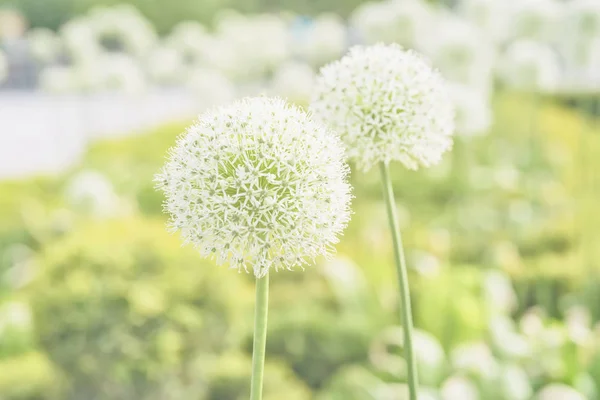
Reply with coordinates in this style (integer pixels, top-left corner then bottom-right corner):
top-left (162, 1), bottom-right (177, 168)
top-left (0, 92), bottom-right (599, 399)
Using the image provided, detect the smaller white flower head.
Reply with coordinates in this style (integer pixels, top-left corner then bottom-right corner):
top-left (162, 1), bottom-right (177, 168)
top-left (310, 43), bottom-right (454, 171)
top-left (498, 39), bottom-right (561, 91)
top-left (536, 384), bottom-right (586, 400)
top-left (156, 97), bottom-right (352, 277)
top-left (0, 50), bottom-right (7, 83)
top-left (447, 82), bottom-right (492, 137)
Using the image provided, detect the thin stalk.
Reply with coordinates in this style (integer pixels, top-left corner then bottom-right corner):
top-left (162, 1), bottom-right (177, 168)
top-left (379, 162), bottom-right (419, 400)
top-left (528, 92), bottom-right (540, 166)
top-left (250, 273), bottom-right (270, 400)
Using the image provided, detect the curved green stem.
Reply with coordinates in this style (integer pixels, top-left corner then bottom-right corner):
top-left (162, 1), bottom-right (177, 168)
top-left (250, 273), bottom-right (270, 400)
top-left (379, 162), bottom-right (419, 400)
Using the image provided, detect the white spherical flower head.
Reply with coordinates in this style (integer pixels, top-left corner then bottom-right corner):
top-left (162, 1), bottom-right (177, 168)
top-left (156, 97), bottom-right (352, 278)
top-left (310, 43), bottom-right (454, 172)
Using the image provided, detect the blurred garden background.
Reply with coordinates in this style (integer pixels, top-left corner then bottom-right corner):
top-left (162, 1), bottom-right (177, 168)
top-left (0, 0), bottom-right (599, 398)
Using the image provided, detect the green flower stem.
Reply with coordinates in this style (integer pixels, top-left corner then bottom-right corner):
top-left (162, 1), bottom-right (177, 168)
top-left (250, 273), bottom-right (270, 400)
top-left (379, 161), bottom-right (419, 400)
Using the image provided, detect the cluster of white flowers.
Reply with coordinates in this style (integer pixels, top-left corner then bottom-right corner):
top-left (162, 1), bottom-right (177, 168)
top-left (311, 44), bottom-right (454, 171)
top-left (156, 97), bottom-right (352, 277)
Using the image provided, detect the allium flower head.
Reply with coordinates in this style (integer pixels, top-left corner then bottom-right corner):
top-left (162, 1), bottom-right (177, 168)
top-left (310, 43), bottom-right (454, 171)
top-left (156, 97), bottom-right (352, 277)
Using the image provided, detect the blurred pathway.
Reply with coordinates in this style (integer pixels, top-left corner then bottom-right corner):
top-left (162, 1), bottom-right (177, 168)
top-left (0, 90), bottom-right (197, 179)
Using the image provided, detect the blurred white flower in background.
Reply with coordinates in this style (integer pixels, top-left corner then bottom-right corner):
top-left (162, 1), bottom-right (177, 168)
top-left (213, 11), bottom-right (291, 81)
top-left (447, 83), bottom-right (492, 137)
top-left (65, 170), bottom-right (122, 218)
top-left (0, 49), bottom-right (7, 83)
top-left (60, 18), bottom-right (102, 63)
top-left (187, 68), bottom-right (236, 110)
top-left (440, 375), bottom-right (479, 400)
top-left (145, 45), bottom-right (186, 85)
top-left (89, 4), bottom-right (157, 56)
top-left (0, 301), bottom-right (32, 334)
top-left (350, 0), bottom-right (433, 48)
top-left (98, 53), bottom-right (147, 94)
top-left (295, 13), bottom-right (347, 67)
top-left (450, 342), bottom-right (499, 379)
top-left (509, 0), bottom-right (562, 41)
top-left (424, 13), bottom-right (494, 93)
top-left (489, 315), bottom-right (531, 359)
top-left (565, 305), bottom-right (592, 344)
top-left (165, 21), bottom-right (210, 64)
top-left (498, 40), bottom-right (561, 92)
top-left (536, 384), bottom-right (586, 400)
top-left (27, 28), bottom-right (63, 63)
top-left (563, 0), bottom-right (600, 38)
top-left (457, 0), bottom-right (516, 44)
top-left (270, 61), bottom-right (315, 105)
top-left (497, 364), bottom-right (533, 400)
top-left (483, 270), bottom-right (517, 314)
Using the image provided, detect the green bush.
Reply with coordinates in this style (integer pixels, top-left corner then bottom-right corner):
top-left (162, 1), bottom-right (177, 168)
top-left (27, 217), bottom-right (253, 400)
